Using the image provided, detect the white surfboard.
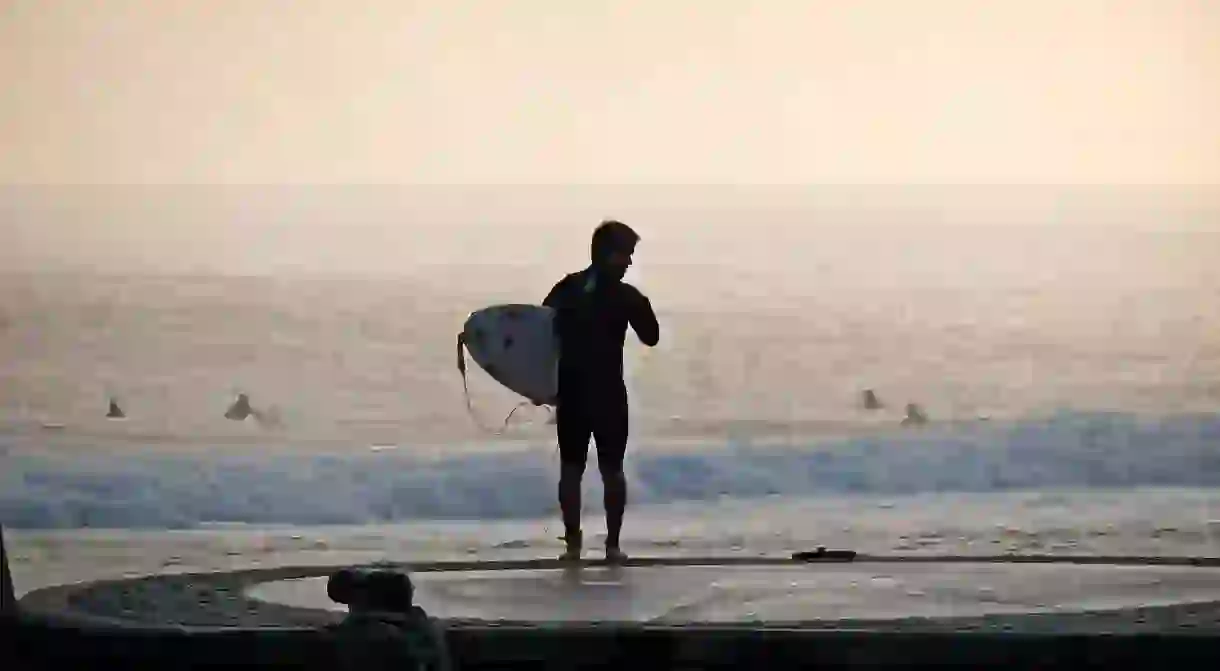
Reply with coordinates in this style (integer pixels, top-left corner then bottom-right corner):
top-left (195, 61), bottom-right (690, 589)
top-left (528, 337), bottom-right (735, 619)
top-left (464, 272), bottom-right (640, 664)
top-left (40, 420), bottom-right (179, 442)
top-left (460, 304), bottom-right (558, 406)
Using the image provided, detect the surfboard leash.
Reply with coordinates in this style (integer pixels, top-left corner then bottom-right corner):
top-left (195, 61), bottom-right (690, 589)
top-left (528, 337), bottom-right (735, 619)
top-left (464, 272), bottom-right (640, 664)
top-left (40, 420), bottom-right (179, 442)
top-left (456, 332), bottom-right (554, 436)
top-left (456, 332), bottom-right (502, 434)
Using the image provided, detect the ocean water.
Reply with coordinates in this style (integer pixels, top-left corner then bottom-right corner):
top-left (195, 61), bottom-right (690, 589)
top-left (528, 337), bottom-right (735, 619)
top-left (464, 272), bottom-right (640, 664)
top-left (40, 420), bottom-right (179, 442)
top-left (3, 412), bottom-right (1220, 529)
top-left (2, 224), bottom-right (1219, 593)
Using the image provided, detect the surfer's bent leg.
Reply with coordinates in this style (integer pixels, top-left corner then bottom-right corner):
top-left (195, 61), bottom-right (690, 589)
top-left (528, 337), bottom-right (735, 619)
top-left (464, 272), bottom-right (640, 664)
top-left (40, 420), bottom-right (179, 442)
top-left (592, 393), bottom-right (629, 553)
top-left (556, 397), bottom-right (592, 548)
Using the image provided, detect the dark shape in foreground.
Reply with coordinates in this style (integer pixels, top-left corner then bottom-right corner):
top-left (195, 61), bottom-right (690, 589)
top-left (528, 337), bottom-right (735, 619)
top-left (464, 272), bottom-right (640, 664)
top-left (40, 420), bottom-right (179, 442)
top-left (325, 568), bottom-right (450, 671)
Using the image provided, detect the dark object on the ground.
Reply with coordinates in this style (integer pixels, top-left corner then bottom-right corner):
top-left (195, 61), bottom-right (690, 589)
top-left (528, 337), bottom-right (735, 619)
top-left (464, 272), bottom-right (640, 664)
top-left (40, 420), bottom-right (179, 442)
top-left (326, 569), bottom-right (359, 605)
top-left (325, 568), bottom-right (448, 670)
top-left (792, 547), bottom-right (858, 562)
top-left (327, 568), bottom-right (415, 613)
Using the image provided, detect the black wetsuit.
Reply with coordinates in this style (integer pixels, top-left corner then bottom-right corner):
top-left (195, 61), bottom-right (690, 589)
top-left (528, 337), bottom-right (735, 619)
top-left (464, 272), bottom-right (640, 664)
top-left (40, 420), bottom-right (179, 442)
top-left (543, 268), bottom-right (659, 475)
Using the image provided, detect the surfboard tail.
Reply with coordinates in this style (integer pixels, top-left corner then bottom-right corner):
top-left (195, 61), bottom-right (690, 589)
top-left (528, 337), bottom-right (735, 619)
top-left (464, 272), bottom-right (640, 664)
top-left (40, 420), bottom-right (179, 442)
top-left (456, 326), bottom-right (555, 435)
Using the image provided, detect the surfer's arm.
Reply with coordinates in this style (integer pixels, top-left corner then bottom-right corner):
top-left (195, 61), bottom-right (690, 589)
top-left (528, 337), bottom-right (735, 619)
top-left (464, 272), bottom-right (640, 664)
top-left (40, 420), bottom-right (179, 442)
top-left (542, 278), bottom-right (568, 309)
top-left (624, 287), bottom-right (659, 347)
top-left (543, 278), bottom-right (571, 349)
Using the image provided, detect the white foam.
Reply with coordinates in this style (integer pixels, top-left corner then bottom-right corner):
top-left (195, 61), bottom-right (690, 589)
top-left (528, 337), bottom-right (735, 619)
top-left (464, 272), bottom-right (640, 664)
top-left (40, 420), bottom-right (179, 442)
top-left (1, 411), bottom-right (1218, 529)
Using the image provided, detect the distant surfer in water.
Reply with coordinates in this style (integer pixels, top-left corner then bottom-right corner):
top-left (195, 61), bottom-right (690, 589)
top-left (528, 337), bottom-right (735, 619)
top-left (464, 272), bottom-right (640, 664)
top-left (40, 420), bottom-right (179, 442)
top-left (224, 392), bottom-right (285, 429)
top-left (543, 220), bottom-right (660, 563)
top-left (225, 392), bottom-right (254, 421)
top-left (902, 402), bottom-right (928, 426)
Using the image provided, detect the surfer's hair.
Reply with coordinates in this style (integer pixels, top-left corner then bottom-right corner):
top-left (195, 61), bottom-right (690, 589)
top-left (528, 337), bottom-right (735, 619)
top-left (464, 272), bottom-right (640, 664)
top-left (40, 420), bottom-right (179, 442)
top-left (591, 220), bottom-right (640, 262)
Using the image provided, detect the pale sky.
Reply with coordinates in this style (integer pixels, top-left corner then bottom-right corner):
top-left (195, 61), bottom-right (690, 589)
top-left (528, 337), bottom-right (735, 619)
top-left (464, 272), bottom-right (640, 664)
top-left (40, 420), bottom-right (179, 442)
top-left (3, 0), bottom-right (1218, 185)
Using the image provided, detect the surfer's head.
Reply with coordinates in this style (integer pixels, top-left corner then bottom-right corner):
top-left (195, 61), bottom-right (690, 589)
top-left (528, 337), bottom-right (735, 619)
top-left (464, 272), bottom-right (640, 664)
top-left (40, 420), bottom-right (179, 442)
top-left (590, 219), bottom-right (639, 282)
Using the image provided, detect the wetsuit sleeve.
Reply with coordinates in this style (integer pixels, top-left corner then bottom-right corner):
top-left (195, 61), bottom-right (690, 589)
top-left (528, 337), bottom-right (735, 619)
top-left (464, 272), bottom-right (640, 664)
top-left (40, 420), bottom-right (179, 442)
top-left (624, 286), bottom-right (660, 347)
top-left (542, 277), bottom-right (567, 308)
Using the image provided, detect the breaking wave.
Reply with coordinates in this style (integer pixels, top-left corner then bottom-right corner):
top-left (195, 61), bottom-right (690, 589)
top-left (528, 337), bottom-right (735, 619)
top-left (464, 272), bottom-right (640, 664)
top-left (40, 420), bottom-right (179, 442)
top-left (3, 411), bottom-right (1219, 529)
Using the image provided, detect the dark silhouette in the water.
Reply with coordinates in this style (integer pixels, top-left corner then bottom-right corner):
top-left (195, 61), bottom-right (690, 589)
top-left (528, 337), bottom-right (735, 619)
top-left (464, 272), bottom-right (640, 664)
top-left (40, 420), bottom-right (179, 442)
top-left (225, 392), bottom-right (254, 421)
top-left (543, 220), bottom-right (660, 563)
top-left (902, 402), bottom-right (928, 426)
top-left (224, 392), bottom-right (285, 429)
top-left (861, 389), bottom-right (883, 410)
top-left (106, 397), bottom-right (125, 419)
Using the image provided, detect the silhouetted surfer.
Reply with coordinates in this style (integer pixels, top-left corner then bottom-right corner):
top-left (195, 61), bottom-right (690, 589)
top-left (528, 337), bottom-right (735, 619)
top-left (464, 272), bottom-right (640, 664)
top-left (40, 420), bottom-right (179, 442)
top-left (543, 220), bottom-right (660, 563)
top-left (106, 397), bottom-right (125, 419)
top-left (223, 392), bottom-right (284, 429)
top-left (902, 402), bottom-right (928, 426)
top-left (225, 392), bottom-right (253, 421)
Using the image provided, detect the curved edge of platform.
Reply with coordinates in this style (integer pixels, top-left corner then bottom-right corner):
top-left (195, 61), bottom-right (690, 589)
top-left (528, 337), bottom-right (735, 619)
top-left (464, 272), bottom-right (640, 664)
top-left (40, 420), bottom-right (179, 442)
top-left (11, 556), bottom-right (1220, 670)
top-left (15, 554), bottom-right (1220, 632)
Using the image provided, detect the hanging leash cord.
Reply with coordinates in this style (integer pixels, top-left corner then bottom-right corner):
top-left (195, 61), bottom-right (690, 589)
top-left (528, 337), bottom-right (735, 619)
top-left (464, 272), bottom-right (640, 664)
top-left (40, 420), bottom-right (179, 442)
top-left (456, 332), bottom-right (555, 436)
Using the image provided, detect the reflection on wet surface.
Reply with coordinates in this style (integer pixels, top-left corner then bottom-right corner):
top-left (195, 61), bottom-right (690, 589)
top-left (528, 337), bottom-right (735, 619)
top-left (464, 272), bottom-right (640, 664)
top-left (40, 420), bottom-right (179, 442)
top-left (248, 562), bottom-right (1220, 624)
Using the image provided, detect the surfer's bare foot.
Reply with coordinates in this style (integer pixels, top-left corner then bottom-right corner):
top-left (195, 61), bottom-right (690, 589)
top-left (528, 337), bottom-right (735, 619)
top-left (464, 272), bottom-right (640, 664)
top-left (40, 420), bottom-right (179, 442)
top-left (604, 546), bottom-right (627, 565)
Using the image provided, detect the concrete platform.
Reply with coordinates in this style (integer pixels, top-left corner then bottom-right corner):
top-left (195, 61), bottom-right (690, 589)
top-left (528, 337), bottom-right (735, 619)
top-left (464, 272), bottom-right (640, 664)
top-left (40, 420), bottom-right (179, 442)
top-left (247, 561), bottom-right (1220, 625)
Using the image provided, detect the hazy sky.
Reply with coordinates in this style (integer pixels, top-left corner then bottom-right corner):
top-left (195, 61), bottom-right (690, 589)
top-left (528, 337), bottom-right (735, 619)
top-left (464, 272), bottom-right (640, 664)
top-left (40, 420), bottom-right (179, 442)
top-left (3, 2), bottom-right (1218, 279)
top-left (3, 0), bottom-right (1218, 185)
